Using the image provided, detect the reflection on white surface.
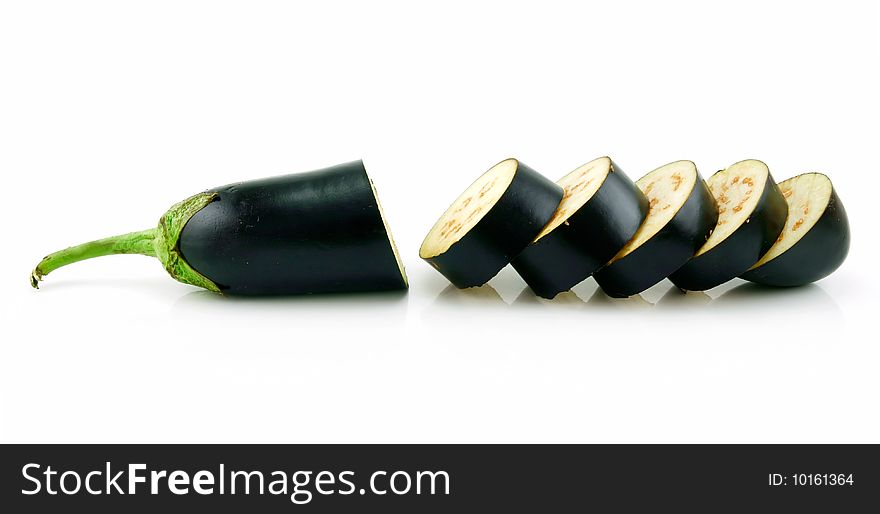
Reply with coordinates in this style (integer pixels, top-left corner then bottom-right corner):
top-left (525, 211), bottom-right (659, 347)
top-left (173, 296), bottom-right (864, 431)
top-left (422, 273), bottom-right (842, 320)
top-left (172, 287), bottom-right (410, 331)
top-left (512, 288), bottom-right (585, 308)
top-left (585, 287), bottom-right (656, 310)
top-left (175, 287), bottom-right (408, 308)
top-left (3, 245), bottom-right (862, 446)
top-left (31, 277), bottom-right (181, 300)
top-left (486, 265), bottom-right (531, 303)
top-left (710, 281), bottom-right (843, 321)
top-left (428, 276), bottom-right (662, 311)
top-left (656, 287), bottom-right (712, 307)
top-left (34, 267), bottom-right (843, 323)
top-left (2, 259), bottom-right (867, 445)
top-left (434, 284), bottom-right (506, 305)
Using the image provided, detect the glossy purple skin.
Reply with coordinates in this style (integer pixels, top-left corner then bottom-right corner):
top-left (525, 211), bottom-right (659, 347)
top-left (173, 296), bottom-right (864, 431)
top-left (593, 174), bottom-right (719, 298)
top-left (511, 160), bottom-right (649, 299)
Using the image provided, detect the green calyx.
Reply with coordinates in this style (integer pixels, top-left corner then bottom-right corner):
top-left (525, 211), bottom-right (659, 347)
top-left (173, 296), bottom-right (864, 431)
top-left (153, 192), bottom-right (221, 292)
top-left (31, 192), bottom-right (221, 293)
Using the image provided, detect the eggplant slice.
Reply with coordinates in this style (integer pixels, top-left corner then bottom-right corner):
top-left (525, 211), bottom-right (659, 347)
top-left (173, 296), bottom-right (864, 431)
top-left (669, 160), bottom-right (788, 290)
top-left (593, 160), bottom-right (718, 298)
top-left (740, 173), bottom-right (849, 286)
top-left (419, 158), bottom-right (563, 288)
top-left (510, 157), bottom-right (649, 299)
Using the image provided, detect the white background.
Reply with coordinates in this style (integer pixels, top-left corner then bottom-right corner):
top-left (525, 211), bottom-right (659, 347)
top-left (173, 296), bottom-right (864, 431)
top-left (1, 1), bottom-right (877, 443)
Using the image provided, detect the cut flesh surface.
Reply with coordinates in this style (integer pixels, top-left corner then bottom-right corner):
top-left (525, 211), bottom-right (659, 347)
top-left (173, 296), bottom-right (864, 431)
top-left (368, 177), bottom-right (408, 285)
top-left (419, 159), bottom-right (518, 259)
top-left (534, 156), bottom-right (611, 241)
top-left (749, 173), bottom-right (832, 269)
top-left (607, 160), bottom-right (697, 264)
top-left (695, 160), bottom-right (768, 257)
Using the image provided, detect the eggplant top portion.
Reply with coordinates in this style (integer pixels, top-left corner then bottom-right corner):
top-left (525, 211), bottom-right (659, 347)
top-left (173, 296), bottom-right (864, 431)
top-left (606, 160), bottom-right (698, 264)
top-left (419, 159), bottom-right (518, 259)
top-left (177, 160), bottom-right (407, 295)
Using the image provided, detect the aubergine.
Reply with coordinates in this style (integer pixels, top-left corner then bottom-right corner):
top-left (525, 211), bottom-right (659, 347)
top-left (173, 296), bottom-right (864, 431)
top-left (31, 160), bottom-right (408, 295)
top-left (419, 158), bottom-right (563, 288)
top-left (668, 159), bottom-right (788, 290)
top-left (593, 160), bottom-right (718, 298)
top-left (740, 173), bottom-right (849, 286)
top-left (510, 157), bottom-right (649, 299)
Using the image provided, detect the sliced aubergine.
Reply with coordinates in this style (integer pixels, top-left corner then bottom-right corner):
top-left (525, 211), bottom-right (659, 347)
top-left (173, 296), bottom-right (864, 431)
top-left (740, 173), bottom-right (849, 286)
top-left (510, 157), bottom-right (649, 299)
top-left (669, 159), bottom-right (788, 290)
top-left (593, 160), bottom-right (718, 298)
top-left (31, 160), bottom-right (408, 295)
top-left (419, 158), bottom-right (563, 288)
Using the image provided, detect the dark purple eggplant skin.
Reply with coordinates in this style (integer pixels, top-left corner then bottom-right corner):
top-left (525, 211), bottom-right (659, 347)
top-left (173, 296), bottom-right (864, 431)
top-left (669, 171), bottom-right (788, 291)
top-left (422, 160), bottom-right (563, 288)
top-left (511, 161), bottom-right (649, 299)
top-left (740, 186), bottom-right (849, 287)
top-left (178, 160), bottom-right (406, 295)
top-left (593, 175), bottom-right (718, 298)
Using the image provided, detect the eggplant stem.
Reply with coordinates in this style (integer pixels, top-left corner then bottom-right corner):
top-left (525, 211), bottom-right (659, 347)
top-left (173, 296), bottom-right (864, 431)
top-left (31, 228), bottom-right (158, 288)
